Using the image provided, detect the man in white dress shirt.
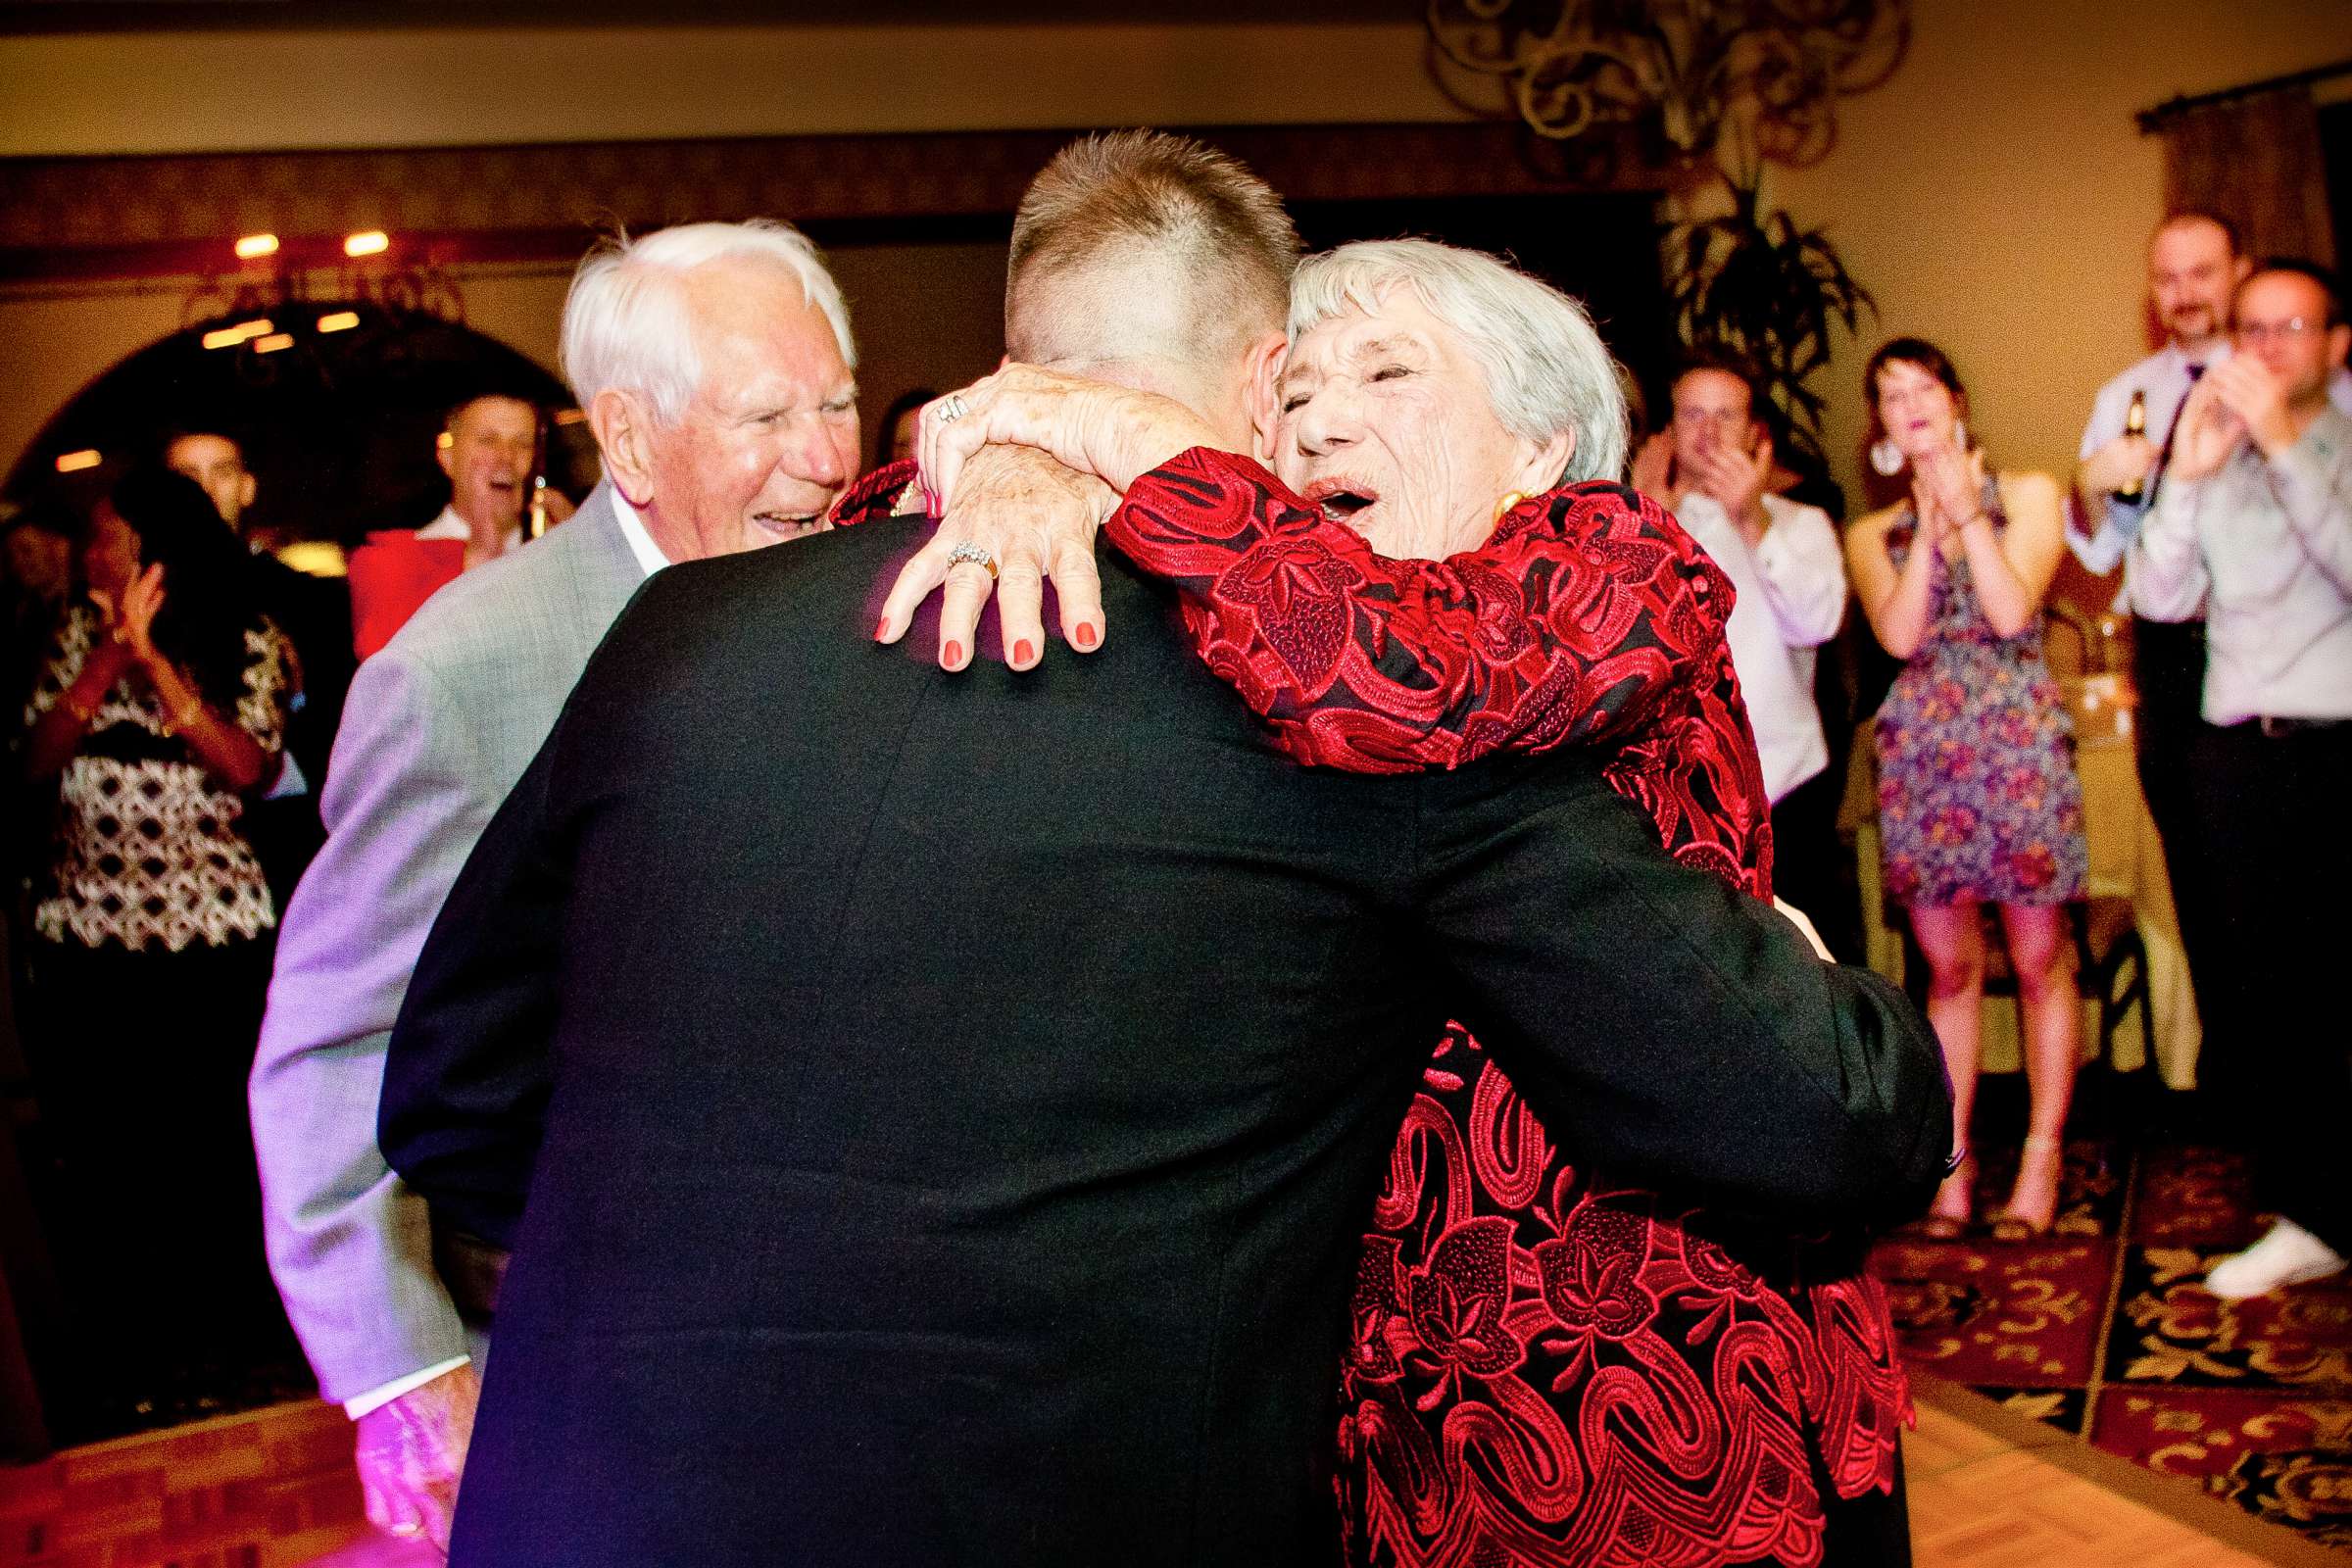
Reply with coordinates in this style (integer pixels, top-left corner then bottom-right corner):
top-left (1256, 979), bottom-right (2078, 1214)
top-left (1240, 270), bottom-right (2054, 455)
top-left (2129, 260), bottom-right (2352, 1301)
top-left (1637, 355), bottom-right (1850, 950)
top-left (416, 394), bottom-right (541, 568)
top-left (2072, 218), bottom-right (2352, 1032)
top-left (250, 220), bottom-right (860, 1549)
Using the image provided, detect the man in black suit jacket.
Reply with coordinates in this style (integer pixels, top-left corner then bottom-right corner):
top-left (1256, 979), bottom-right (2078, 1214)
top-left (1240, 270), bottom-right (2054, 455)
top-left (382, 137), bottom-right (1946, 1567)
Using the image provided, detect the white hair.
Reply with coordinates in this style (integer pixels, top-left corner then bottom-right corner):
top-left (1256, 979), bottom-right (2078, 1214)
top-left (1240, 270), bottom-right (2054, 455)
top-left (1287, 238), bottom-right (1629, 485)
top-left (561, 220), bottom-right (857, 425)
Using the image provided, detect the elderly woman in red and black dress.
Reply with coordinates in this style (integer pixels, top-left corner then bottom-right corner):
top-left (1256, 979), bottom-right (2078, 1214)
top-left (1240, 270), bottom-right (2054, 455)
top-left (904, 238), bottom-right (1928, 1567)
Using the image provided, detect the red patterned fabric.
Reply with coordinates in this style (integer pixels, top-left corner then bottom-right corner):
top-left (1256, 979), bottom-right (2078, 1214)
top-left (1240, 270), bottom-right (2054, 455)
top-left (828, 459), bottom-right (921, 528)
top-left (1106, 449), bottom-right (1906, 1568)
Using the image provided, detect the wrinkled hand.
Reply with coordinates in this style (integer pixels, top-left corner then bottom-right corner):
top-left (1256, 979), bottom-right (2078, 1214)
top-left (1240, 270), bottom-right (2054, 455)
top-left (1628, 432), bottom-right (1677, 505)
top-left (917, 365), bottom-right (1214, 515)
top-left (354, 1362), bottom-right (480, 1553)
top-left (2164, 376), bottom-right (2246, 482)
top-left (2208, 355), bottom-right (2295, 456)
top-left (878, 445), bottom-right (1113, 670)
top-left (2079, 431), bottom-right (2157, 496)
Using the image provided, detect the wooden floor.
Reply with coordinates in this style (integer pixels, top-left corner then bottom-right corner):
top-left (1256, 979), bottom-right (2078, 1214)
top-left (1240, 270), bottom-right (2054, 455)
top-left (1907, 1372), bottom-right (2342, 1568)
top-left (0, 1378), bottom-right (2334, 1566)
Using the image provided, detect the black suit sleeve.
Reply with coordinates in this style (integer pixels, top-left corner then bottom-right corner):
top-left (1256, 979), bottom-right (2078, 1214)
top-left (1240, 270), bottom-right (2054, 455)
top-left (1422, 760), bottom-right (1950, 1229)
top-left (379, 725), bottom-right (570, 1250)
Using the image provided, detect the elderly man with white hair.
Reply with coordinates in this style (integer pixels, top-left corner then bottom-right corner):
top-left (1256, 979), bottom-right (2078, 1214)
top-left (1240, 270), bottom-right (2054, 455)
top-left (248, 218), bottom-right (858, 1550)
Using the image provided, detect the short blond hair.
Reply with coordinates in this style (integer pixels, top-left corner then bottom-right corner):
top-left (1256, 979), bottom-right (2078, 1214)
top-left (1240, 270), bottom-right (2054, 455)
top-left (1005, 130), bottom-right (1298, 368)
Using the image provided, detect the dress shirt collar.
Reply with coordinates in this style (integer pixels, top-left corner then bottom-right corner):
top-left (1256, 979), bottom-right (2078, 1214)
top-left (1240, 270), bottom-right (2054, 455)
top-left (416, 504), bottom-right (523, 556)
top-left (607, 490), bottom-right (671, 578)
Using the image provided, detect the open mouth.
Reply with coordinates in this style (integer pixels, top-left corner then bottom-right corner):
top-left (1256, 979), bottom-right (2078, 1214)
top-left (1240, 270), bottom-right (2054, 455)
top-left (1304, 477), bottom-right (1381, 526)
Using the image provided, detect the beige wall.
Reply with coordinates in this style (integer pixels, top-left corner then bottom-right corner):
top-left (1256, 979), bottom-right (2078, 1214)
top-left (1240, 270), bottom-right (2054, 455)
top-left (0, 24), bottom-right (1468, 157)
top-left (5, 4), bottom-right (2344, 501)
top-left (1771, 0), bottom-right (2348, 510)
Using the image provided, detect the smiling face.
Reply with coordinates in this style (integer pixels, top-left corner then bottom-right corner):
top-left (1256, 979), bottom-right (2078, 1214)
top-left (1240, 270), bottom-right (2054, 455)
top-left (2148, 217), bottom-right (2246, 352)
top-left (1872, 356), bottom-right (1965, 463)
top-left (634, 256), bottom-right (859, 561)
top-left (1272, 290), bottom-right (1559, 562)
top-left (438, 396), bottom-right (538, 534)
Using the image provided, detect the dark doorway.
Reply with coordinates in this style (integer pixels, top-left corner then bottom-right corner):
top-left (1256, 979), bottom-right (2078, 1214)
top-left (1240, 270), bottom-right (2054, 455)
top-left (4, 304), bottom-right (579, 550)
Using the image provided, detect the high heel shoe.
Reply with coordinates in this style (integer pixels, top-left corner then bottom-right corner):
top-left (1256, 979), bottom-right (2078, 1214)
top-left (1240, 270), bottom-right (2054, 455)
top-left (1990, 1135), bottom-right (2064, 1241)
top-left (1918, 1148), bottom-right (1974, 1239)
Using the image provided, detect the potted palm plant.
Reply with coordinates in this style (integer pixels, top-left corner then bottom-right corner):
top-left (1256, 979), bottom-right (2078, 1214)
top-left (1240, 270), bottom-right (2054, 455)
top-left (1661, 167), bottom-right (1874, 482)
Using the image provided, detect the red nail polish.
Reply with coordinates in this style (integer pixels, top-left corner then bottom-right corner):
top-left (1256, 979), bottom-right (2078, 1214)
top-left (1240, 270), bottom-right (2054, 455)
top-left (943, 640), bottom-right (962, 667)
top-left (1012, 639), bottom-right (1035, 665)
top-left (874, 615), bottom-right (890, 641)
top-left (1074, 622), bottom-right (1098, 649)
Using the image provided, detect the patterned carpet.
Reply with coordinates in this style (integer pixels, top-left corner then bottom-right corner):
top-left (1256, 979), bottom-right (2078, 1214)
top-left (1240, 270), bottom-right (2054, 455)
top-left (1871, 1129), bottom-right (2352, 1553)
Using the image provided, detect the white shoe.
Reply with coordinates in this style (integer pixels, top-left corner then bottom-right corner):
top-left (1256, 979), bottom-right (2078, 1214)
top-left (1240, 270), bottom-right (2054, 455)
top-left (2205, 1218), bottom-right (2348, 1300)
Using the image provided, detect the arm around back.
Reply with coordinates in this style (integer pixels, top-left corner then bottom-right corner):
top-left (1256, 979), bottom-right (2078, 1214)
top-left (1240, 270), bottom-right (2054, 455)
top-left (1422, 755), bottom-right (1950, 1229)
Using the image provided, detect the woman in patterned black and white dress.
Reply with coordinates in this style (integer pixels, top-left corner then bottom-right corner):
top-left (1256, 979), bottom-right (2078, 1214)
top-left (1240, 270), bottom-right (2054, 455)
top-left (23, 465), bottom-right (298, 1402)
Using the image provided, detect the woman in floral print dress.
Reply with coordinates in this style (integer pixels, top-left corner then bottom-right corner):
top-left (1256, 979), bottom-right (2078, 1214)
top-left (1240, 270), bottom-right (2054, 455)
top-left (1846, 337), bottom-right (2087, 1242)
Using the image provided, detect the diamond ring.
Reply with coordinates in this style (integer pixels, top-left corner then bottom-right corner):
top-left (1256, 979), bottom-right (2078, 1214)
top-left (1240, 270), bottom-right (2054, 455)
top-left (944, 540), bottom-right (998, 580)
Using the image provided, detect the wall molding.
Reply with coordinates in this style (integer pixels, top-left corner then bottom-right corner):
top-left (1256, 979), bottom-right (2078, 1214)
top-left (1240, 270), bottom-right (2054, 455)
top-left (0, 121), bottom-right (1659, 283)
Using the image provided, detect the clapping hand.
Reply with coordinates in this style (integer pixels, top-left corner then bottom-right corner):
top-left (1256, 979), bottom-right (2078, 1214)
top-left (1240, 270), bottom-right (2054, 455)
top-left (89, 563), bottom-right (167, 672)
top-left (1690, 430), bottom-right (1773, 543)
top-left (1911, 442), bottom-right (1984, 540)
top-left (2163, 375), bottom-right (2248, 483)
top-left (2207, 355), bottom-right (2294, 457)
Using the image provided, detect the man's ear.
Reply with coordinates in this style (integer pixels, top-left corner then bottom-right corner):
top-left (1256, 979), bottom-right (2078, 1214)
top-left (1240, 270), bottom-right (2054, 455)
top-left (236, 472), bottom-right (257, 513)
top-left (1243, 331), bottom-right (1287, 462)
top-left (434, 433), bottom-right (457, 484)
top-left (589, 390), bottom-right (658, 509)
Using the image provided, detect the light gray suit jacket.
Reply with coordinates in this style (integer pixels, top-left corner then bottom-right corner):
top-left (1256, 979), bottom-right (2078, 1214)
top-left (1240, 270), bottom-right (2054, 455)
top-left (251, 481), bottom-right (648, 1402)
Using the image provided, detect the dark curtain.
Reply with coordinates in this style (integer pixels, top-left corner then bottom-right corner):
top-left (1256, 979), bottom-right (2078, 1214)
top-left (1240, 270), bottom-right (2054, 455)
top-left (2158, 86), bottom-right (2336, 267)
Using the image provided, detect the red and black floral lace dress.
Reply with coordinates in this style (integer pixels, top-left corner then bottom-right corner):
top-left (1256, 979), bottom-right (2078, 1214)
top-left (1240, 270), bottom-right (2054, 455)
top-left (830, 451), bottom-right (1911, 1566)
top-left (1102, 450), bottom-right (1910, 1568)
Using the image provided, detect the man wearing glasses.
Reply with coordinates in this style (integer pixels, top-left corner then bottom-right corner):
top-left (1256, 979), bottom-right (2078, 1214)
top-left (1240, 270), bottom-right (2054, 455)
top-left (2130, 260), bottom-right (2352, 1302)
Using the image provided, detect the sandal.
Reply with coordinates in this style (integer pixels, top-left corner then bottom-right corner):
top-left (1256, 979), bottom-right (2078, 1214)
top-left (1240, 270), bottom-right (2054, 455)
top-left (1918, 1147), bottom-right (1974, 1239)
top-left (1989, 1135), bottom-right (2064, 1241)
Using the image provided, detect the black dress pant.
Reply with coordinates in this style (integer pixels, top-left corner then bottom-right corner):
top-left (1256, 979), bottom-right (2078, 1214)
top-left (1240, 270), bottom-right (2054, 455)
top-left (24, 934), bottom-right (284, 1389)
top-left (2183, 719), bottom-right (2352, 1251)
top-left (2131, 619), bottom-right (2224, 1046)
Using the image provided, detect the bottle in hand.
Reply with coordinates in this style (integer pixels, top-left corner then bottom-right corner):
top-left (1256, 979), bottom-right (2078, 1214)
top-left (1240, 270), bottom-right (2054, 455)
top-left (2113, 389), bottom-right (2148, 503)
